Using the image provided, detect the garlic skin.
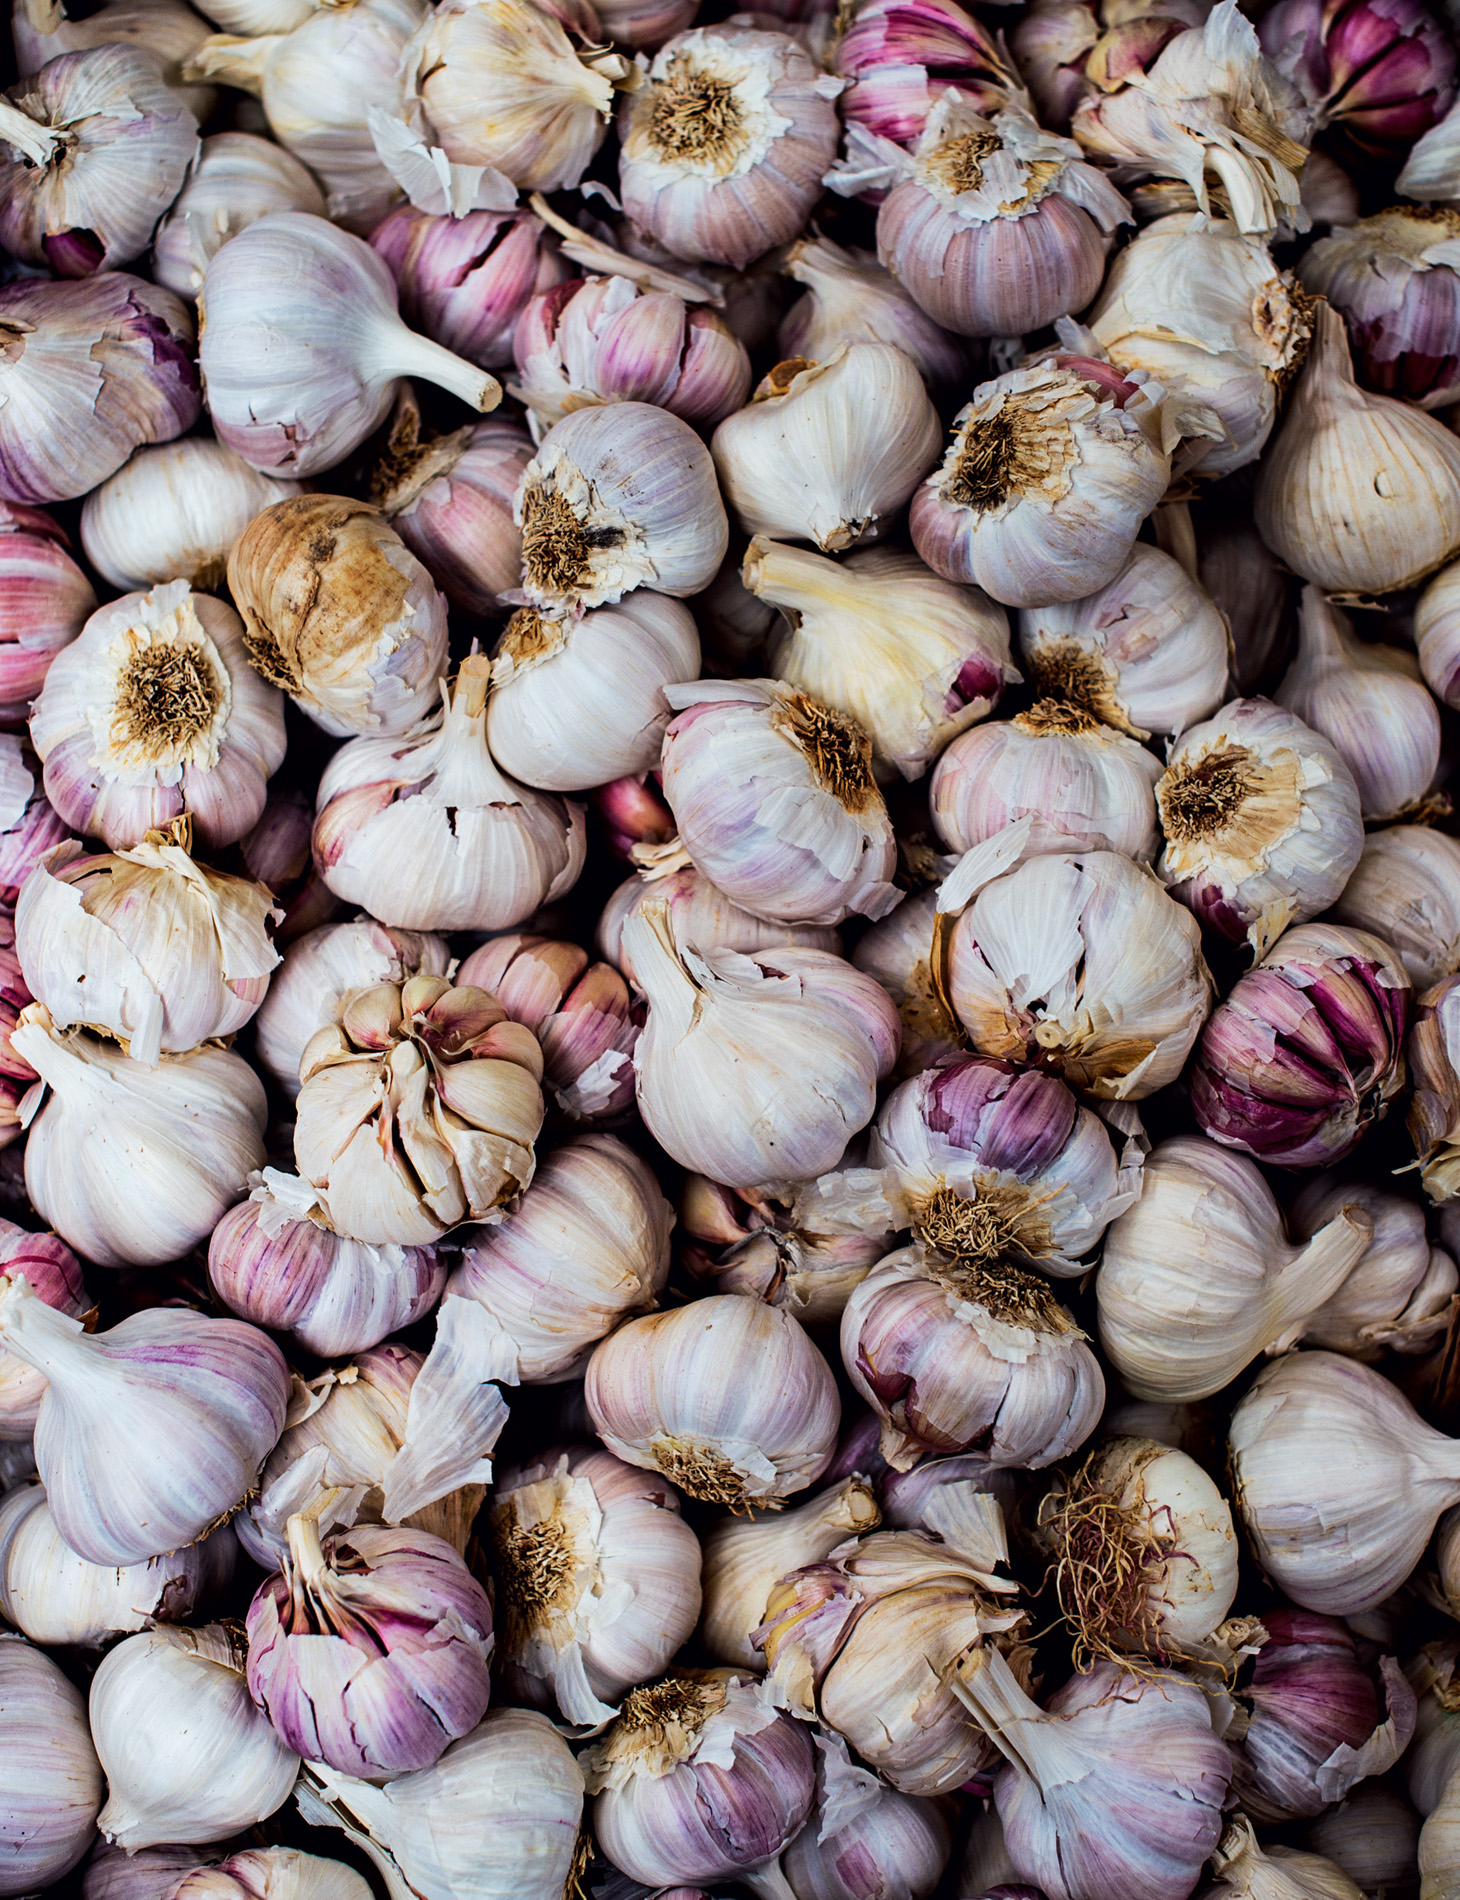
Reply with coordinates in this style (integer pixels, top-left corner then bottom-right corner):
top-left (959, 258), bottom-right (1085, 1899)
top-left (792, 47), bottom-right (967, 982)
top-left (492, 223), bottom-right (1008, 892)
top-left (91, 1624), bottom-right (300, 1851)
top-left (16, 826), bottom-right (280, 1066)
top-left (1275, 587), bottom-right (1442, 822)
top-left (625, 903), bottom-right (899, 1188)
top-left (13, 0), bottom-right (216, 122)
top-left (618, 23), bottom-right (843, 270)
top-left (30, 579), bottom-right (287, 852)
top-left (0, 1635), bottom-right (103, 1896)
top-left (168, 1850), bottom-right (374, 1900)
top-left (778, 1727), bottom-right (952, 1900)
top-left (81, 439), bottom-right (300, 593)
top-left (151, 131), bottom-right (327, 300)
top-left (1410, 973), bottom-right (1460, 1200)
top-left (1255, 301), bottom-right (1460, 595)
top-left (516, 400), bottom-right (728, 610)
top-left (1230, 1349), bottom-right (1460, 1614)
top-left (313, 660), bottom-right (585, 933)
top-left (662, 680), bottom-right (901, 928)
top-left (490, 1445), bottom-right (702, 1727)
top-left (1291, 1174), bottom-right (1457, 1358)
top-left (1301, 208), bottom-right (1460, 410)
top-left (1306, 1786), bottom-right (1421, 1898)
top-left (0, 504), bottom-right (96, 725)
top-left (835, 0), bottom-right (1014, 148)
top-left (0, 272), bottom-right (201, 506)
top-left (210, 1171), bottom-right (447, 1359)
top-left (1340, 827), bottom-right (1460, 992)
top-left (1417, 554), bottom-right (1460, 711)
top-left (0, 1220), bottom-right (89, 1442)
top-left (82, 1841), bottom-right (211, 1900)
top-left (586, 1294), bottom-right (840, 1509)
top-left (371, 206), bottom-right (567, 372)
top-left (487, 596), bottom-right (700, 794)
top-left (1409, 1642), bottom-right (1460, 1817)
top-left (200, 214), bottom-right (500, 477)
top-left (849, 887), bottom-right (962, 1079)
top-left (1422, 1776), bottom-right (1460, 1900)
top-left (599, 853), bottom-right (842, 985)
top-left (1207, 1819), bottom-right (1366, 1900)
top-left (745, 536), bottom-right (1017, 783)
top-left (0, 735), bottom-right (71, 902)
top-left (1017, 542), bottom-right (1230, 741)
top-left (779, 236), bottom-right (969, 388)
top-left (712, 345), bottom-right (941, 555)
top-left (0, 1481), bottom-right (236, 1647)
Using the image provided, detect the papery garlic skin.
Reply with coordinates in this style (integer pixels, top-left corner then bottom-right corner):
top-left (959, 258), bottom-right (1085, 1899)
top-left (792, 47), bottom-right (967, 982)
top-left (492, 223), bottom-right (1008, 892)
top-left (1208, 1817), bottom-right (1366, 1900)
top-left (1330, 826), bottom-right (1460, 990)
top-left (1301, 208), bottom-right (1460, 410)
top-left (0, 1634), bottom-right (103, 1896)
top-left (91, 1624), bottom-right (300, 1851)
top-left (778, 1727), bottom-right (953, 1900)
top-left (81, 1839), bottom-right (210, 1900)
top-left (1407, 972), bottom-right (1460, 1201)
top-left (13, 0), bottom-right (216, 122)
top-left (599, 854), bottom-right (842, 985)
top-left (712, 345), bottom-right (941, 555)
top-left (1417, 553), bottom-right (1460, 710)
top-left (372, 206), bottom-right (566, 373)
top-left (152, 131), bottom-right (327, 300)
top-left (0, 1220), bottom-right (88, 1441)
top-left (587, 1294), bottom-right (840, 1508)
top-left (1264, 0), bottom-right (1455, 157)
top-left (0, 504), bottom-right (96, 726)
top-left (30, 579), bottom-right (287, 852)
top-left (1305, 1786), bottom-right (1421, 1897)
top-left (1291, 1174), bottom-right (1457, 1358)
top-left (779, 236), bottom-right (969, 388)
top-left (848, 886), bottom-right (962, 1080)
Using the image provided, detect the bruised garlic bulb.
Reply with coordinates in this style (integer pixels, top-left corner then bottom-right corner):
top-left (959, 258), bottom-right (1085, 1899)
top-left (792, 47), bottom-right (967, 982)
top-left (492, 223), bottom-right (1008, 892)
top-left (0, 1222), bottom-right (88, 1441)
top-left (1333, 827), bottom-right (1460, 988)
top-left (312, 658), bottom-right (585, 930)
top-left (779, 1728), bottom-right (953, 1900)
top-left (490, 1446), bottom-right (702, 1726)
top-left (779, 235), bottom-right (969, 388)
top-left (599, 853), bottom-right (841, 985)
top-left (711, 345), bottom-right (941, 555)
top-left (1291, 1177), bottom-right (1458, 1359)
top-left (151, 131), bottom-right (327, 300)
top-left (0, 1636), bottom-right (103, 1895)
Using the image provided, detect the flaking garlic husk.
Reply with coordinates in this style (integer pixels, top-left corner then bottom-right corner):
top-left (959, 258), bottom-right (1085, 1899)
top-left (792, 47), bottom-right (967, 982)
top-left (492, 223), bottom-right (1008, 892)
top-left (1407, 971), bottom-right (1460, 1201)
top-left (1290, 1173), bottom-right (1457, 1359)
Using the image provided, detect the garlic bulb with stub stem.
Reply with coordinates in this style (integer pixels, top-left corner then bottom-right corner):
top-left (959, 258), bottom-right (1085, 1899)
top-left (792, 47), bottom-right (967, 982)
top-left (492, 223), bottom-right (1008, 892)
top-left (744, 536), bottom-right (1017, 783)
top-left (0, 1221), bottom-right (88, 1442)
top-left (1097, 1135), bottom-right (1374, 1404)
top-left (778, 1727), bottom-right (953, 1900)
top-left (1276, 588), bottom-right (1442, 822)
top-left (12, 0), bottom-right (216, 121)
top-left (712, 345), bottom-right (941, 555)
top-left (371, 205), bottom-right (566, 373)
top-left (1408, 973), bottom-right (1460, 1200)
top-left (1207, 1818), bottom-right (1365, 1900)
top-left (1255, 301), bottom-right (1460, 595)
top-left (91, 1624), bottom-right (300, 1851)
top-left (1289, 1175), bottom-right (1457, 1359)
top-left (1300, 208), bottom-right (1460, 411)
top-left (1417, 553), bottom-right (1460, 710)
top-left (598, 851), bottom-right (842, 986)
top-left (81, 439), bottom-right (300, 593)
top-left (1331, 825), bottom-right (1460, 989)
top-left (0, 1481), bottom-right (236, 1647)
top-left (849, 886), bottom-right (962, 1080)
top-left (0, 503), bottom-right (96, 725)
top-left (586, 1294), bottom-right (840, 1509)
top-left (0, 1635), bottom-right (103, 1896)
top-left (490, 1445), bottom-right (702, 1727)
top-left (151, 131), bottom-right (327, 300)
top-left (778, 236), bottom-right (969, 388)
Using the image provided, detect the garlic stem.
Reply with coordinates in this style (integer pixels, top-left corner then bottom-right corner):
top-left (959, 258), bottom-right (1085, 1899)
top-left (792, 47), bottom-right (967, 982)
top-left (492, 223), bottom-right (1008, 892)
top-left (742, 536), bottom-right (849, 617)
top-left (359, 324), bottom-right (502, 417)
top-left (622, 899), bottom-right (700, 1043)
top-left (1267, 1207), bottom-right (1378, 1351)
top-left (0, 98), bottom-right (64, 170)
top-left (183, 32), bottom-right (279, 94)
top-left (0, 1270), bottom-right (84, 1381)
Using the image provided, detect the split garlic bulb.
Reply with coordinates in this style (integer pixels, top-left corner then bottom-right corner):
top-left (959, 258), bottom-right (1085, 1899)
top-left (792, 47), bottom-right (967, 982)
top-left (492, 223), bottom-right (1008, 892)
top-left (1016, 542), bottom-right (1230, 740)
top-left (598, 853), bottom-right (842, 985)
top-left (744, 536), bottom-right (1017, 782)
top-left (1155, 697), bottom-right (1364, 957)
top-left (91, 1624), bottom-right (300, 1851)
top-left (0, 503), bottom-right (96, 724)
top-left (779, 1727), bottom-right (953, 1900)
top-left (1292, 1178), bottom-right (1458, 1359)
top-left (1409, 973), bottom-right (1460, 1200)
top-left (712, 345), bottom-right (941, 554)
top-left (1301, 207), bottom-right (1460, 410)
top-left (618, 22), bottom-right (843, 269)
top-left (0, 1222), bottom-right (88, 1441)
top-left (29, 578), bottom-right (287, 851)
top-left (372, 206), bottom-right (566, 373)
top-left (294, 973), bottom-right (546, 1245)
top-left (585, 1294), bottom-right (840, 1508)
top-left (489, 1445), bottom-right (702, 1726)
top-left (0, 1272), bottom-right (288, 1565)
top-left (516, 400), bottom-right (727, 610)
top-left (151, 131), bottom-right (328, 300)
top-left (487, 596), bottom-right (700, 793)
top-left (624, 903), bottom-right (899, 1186)
top-left (661, 679), bottom-right (900, 928)
top-left (0, 1635), bottom-right (103, 1895)
top-left (1097, 1136), bottom-right (1374, 1404)
top-left (312, 658), bottom-right (585, 930)
top-left (779, 235), bottom-right (970, 388)
top-left (372, 411), bottom-right (533, 617)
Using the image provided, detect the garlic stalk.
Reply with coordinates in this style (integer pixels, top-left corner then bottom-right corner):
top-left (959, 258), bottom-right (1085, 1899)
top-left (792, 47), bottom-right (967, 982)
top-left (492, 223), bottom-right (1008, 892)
top-left (599, 851), bottom-right (842, 986)
top-left (0, 1221), bottom-right (88, 1443)
top-left (372, 205), bottom-right (566, 373)
top-left (0, 503), bottom-right (96, 724)
top-left (779, 235), bottom-right (969, 388)
top-left (0, 1634), bottom-right (103, 1895)
top-left (1333, 827), bottom-right (1460, 989)
top-left (1290, 1174), bottom-right (1457, 1359)
top-left (1301, 208), bottom-right (1460, 410)
top-left (778, 1727), bottom-right (953, 1900)
top-left (1207, 1818), bottom-right (1365, 1900)
top-left (151, 130), bottom-right (327, 300)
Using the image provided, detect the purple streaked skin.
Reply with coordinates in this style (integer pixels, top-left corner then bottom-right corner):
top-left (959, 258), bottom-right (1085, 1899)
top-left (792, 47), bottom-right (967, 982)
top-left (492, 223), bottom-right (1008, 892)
top-left (836, 0), bottom-right (1010, 141)
top-left (1259, 0), bottom-right (1455, 151)
top-left (914, 1057), bottom-right (1079, 1174)
top-left (371, 206), bottom-right (567, 370)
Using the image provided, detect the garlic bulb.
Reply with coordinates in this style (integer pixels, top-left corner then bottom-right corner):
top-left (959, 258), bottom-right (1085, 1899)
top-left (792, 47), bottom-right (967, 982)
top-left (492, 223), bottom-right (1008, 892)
top-left (1275, 588), bottom-right (1442, 822)
top-left (1191, 922), bottom-right (1411, 1169)
top-left (227, 495), bottom-right (448, 739)
top-left (516, 400), bottom-right (728, 610)
top-left (163, 1850), bottom-right (373, 1900)
top-left (1201, 513), bottom-right (1293, 694)
top-left (1263, 0), bottom-right (1452, 161)
top-left (1290, 1174), bottom-right (1457, 1358)
top-left (700, 1476), bottom-right (881, 1670)
top-left (313, 660), bottom-right (585, 931)
top-left (586, 1294), bottom-right (840, 1508)
top-left (618, 22), bottom-right (843, 269)
top-left (13, 0), bottom-right (215, 121)
top-left (296, 1708), bottom-right (584, 1900)
top-left (1411, 974), bottom-right (1460, 1200)
top-left (0, 733), bottom-right (70, 902)
top-left (939, 843), bottom-right (1213, 1102)
top-left (835, 0), bottom-right (1014, 149)
top-left (849, 887), bottom-right (962, 1079)
top-left (1255, 301), bottom-right (1460, 595)
top-left (0, 1635), bottom-right (103, 1895)
top-left (445, 1135), bottom-right (670, 1384)
top-left (1207, 1819), bottom-right (1365, 1900)
top-left (0, 1220), bottom-right (88, 1441)
top-left (599, 853), bottom-right (842, 986)
top-left (1409, 1642), bottom-right (1460, 1817)
top-left (151, 131), bottom-right (327, 300)
top-left (582, 1669), bottom-right (816, 1889)
top-left (1333, 827), bottom-right (1460, 989)
top-left (0, 1481), bottom-right (236, 1647)
top-left (1301, 208), bottom-right (1460, 410)
top-left (294, 973), bottom-right (546, 1245)
top-left (371, 205), bottom-right (566, 372)
top-left (0, 272), bottom-right (200, 506)
top-left (30, 578), bottom-right (287, 851)
top-left (712, 345), bottom-right (941, 555)
top-left (1229, 1349), bottom-right (1460, 1614)
top-left (873, 1054), bottom-right (1145, 1277)
top-left (744, 536), bottom-right (1016, 782)
top-left (200, 214), bottom-right (500, 477)
top-left (778, 1727), bottom-right (953, 1900)
top-left (91, 1624), bottom-right (300, 1850)
top-left (1017, 542), bottom-right (1230, 740)
top-left (779, 236), bottom-right (969, 389)
top-left (1306, 1787), bottom-right (1421, 1898)
top-left (1155, 697), bottom-right (1363, 957)
top-left (210, 1170), bottom-right (447, 1358)
top-left (487, 596), bottom-right (700, 793)
top-left (624, 903), bottom-right (899, 1187)
top-left (910, 357), bottom-right (1187, 609)
top-left (81, 438), bottom-right (300, 592)
top-left (1422, 1776), bottom-right (1460, 1900)
top-left (0, 503), bottom-right (96, 724)
top-left (490, 1445), bottom-right (702, 1727)
top-left (661, 680), bottom-right (900, 928)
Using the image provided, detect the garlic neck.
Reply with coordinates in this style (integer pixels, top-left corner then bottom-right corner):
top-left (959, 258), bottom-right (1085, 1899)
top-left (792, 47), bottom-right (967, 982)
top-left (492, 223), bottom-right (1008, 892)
top-left (182, 33), bottom-right (282, 94)
top-left (0, 98), bottom-right (67, 170)
top-left (286, 1510), bottom-right (331, 1602)
top-left (622, 900), bottom-right (701, 1041)
top-left (1273, 1204), bottom-right (1374, 1352)
top-left (742, 535), bottom-right (855, 626)
top-left (0, 1271), bottom-right (87, 1379)
top-left (1294, 584), bottom-right (1357, 675)
top-left (1298, 301), bottom-right (1366, 416)
top-left (358, 318), bottom-right (502, 415)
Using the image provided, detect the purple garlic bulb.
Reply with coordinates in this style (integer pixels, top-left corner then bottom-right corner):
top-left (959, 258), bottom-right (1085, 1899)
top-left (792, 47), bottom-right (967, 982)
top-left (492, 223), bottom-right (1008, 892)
top-left (370, 204), bottom-right (567, 370)
top-left (1259, 0), bottom-right (1455, 154)
top-left (1302, 207), bottom-right (1460, 409)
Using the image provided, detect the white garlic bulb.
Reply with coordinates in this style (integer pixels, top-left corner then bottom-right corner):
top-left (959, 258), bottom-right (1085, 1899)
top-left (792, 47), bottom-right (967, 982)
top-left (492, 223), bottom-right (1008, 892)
top-left (711, 345), bottom-right (941, 554)
top-left (0, 1634), bottom-right (103, 1896)
top-left (1016, 542), bottom-right (1230, 740)
top-left (12, 0), bottom-right (216, 121)
top-left (1331, 825), bottom-right (1460, 989)
top-left (1210, 1817), bottom-right (1365, 1900)
top-left (313, 658), bottom-right (585, 932)
top-left (1290, 1175), bottom-right (1458, 1359)
top-left (80, 438), bottom-right (300, 593)
top-left (1421, 1777), bottom-right (1460, 1900)
top-left (151, 131), bottom-right (328, 300)
top-left (779, 1727), bottom-right (953, 1900)
top-left (598, 852), bottom-right (842, 985)
top-left (1417, 554), bottom-right (1460, 711)
top-left (486, 595), bottom-right (700, 793)
top-left (779, 235), bottom-right (970, 388)
top-left (90, 1624), bottom-right (300, 1851)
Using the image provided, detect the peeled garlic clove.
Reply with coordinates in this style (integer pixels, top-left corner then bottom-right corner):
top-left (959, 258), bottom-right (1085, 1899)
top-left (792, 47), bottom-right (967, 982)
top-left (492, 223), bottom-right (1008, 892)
top-left (0, 1219), bottom-right (88, 1442)
top-left (779, 234), bottom-right (969, 388)
top-left (490, 1445), bottom-right (702, 1727)
top-left (0, 503), bottom-right (95, 724)
top-left (371, 205), bottom-right (567, 371)
top-left (0, 1634), bottom-right (103, 1895)
top-left (1291, 1173), bottom-right (1457, 1358)
top-left (599, 853), bottom-right (842, 983)
top-left (151, 129), bottom-right (326, 300)
top-left (1334, 827), bottom-right (1460, 990)
top-left (1191, 922), bottom-right (1411, 1170)
top-left (779, 1726), bottom-right (953, 1900)
top-left (91, 1624), bottom-right (300, 1851)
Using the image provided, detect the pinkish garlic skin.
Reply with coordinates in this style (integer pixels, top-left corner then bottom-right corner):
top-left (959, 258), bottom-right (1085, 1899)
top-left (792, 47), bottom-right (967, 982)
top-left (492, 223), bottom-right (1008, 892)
top-left (1259, 0), bottom-right (1455, 153)
top-left (1303, 209), bottom-right (1460, 409)
top-left (370, 205), bottom-right (569, 371)
top-left (0, 506), bottom-right (96, 727)
top-left (836, 0), bottom-right (1012, 145)
top-left (81, 1841), bottom-right (211, 1900)
top-left (0, 1220), bottom-right (89, 1441)
top-left (375, 415), bottom-right (533, 620)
